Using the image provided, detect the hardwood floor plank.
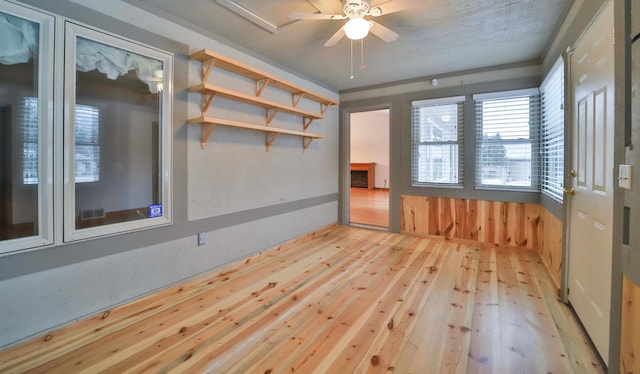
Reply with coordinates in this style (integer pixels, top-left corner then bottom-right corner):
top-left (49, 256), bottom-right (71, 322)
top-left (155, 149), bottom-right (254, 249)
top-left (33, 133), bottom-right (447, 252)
top-left (350, 239), bottom-right (449, 373)
top-left (319, 238), bottom-right (438, 373)
top-left (201, 234), bottom-right (402, 370)
top-left (437, 245), bottom-right (480, 373)
top-left (0, 225), bottom-right (344, 371)
top-left (468, 247), bottom-right (502, 373)
top-left (350, 188), bottom-right (389, 227)
top-left (0, 226), bottom-right (603, 374)
top-left (527, 249), bottom-right (605, 373)
top-left (128, 232), bottom-right (396, 373)
top-left (392, 242), bottom-right (471, 373)
top-left (286, 237), bottom-right (425, 373)
top-left (495, 245), bottom-right (532, 370)
top-left (509, 248), bottom-right (572, 373)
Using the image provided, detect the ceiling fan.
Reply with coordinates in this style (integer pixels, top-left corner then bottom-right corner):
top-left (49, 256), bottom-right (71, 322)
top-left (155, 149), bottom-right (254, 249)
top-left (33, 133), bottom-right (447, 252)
top-left (289, 0), bottom-right (418, 47)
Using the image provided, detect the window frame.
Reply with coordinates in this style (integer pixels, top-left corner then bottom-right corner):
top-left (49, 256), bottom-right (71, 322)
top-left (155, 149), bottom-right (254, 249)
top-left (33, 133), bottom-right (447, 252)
top-left (540, 57), bottom-right (565, 203)
top-left (0, 3), bottom-right (54, 255)
top-left (410, 96), bottom-right (465, 187)
top-left (473, 88), bottom-right (541, 192)
top-left (63, 21), bottom-right (173, 242)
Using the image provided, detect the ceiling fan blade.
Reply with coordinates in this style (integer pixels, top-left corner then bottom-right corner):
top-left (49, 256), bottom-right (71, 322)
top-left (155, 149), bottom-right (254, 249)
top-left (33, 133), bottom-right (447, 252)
top-left (369, 0), bottom-right (422, 16)
top-left (369, 21), bottom-right (399, 43)
top-left (288, 12), bottom-right (345, 20)
top-left (324, 27), bottom-right (346, 47)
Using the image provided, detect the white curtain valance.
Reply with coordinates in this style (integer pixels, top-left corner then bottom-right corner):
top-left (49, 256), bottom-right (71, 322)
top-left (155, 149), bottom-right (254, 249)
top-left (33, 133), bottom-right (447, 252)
top-left (0, 16), bottom-right (164, 94)
top-left (0, 12), bottom-right (38, 65)
top-left (76, 37), bottom-right (164, 94)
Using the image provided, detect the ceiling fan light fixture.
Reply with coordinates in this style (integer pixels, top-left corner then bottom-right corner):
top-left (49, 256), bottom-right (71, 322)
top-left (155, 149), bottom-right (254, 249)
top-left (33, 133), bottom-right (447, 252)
top-left (344, 18), bottom-right (370, 40)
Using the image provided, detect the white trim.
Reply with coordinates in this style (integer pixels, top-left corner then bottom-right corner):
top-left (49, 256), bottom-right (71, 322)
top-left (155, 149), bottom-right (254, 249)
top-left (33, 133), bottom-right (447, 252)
top-left (473, 88), bottom-right (540, 101)
top-left (411, 95), bottom-right (465, 107)
top-left (0, 2), bottom-right (55, 255)
top-left (541, 57), bottom-right (565, 91)
top-left (63, 22), bottom-right (173, 242)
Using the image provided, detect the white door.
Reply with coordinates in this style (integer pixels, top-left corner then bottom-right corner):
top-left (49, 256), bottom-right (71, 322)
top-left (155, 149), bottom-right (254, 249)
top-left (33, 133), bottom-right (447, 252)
top-left (567, 1), bottom-right (614, 363)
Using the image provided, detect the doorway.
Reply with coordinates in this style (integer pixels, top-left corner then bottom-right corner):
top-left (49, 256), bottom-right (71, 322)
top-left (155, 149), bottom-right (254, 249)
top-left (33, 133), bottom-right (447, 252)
top-left (566, 1), bottom-right (613, 363)
top-left (349, 109), bottom-right (390, 228)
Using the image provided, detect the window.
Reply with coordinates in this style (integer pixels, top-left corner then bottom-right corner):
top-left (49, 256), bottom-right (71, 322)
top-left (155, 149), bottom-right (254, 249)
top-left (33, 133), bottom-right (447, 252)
top-left (1, 4), bottom-right (174, 252)
top-left (0, 4), bottom-right (54, 254)
top-left (64, 23), bottom-right (173, 241)
top-left (23, 100), bottom-right (101, 185)
top-left (73, 104), bottom-right (102, 183)
top-left (21, 97), bottom-right (39, 185)
top-left (474, 89), bottom-right (541, 190)
top-left (411, 96), bottom-right (464, 186)
top-left (540, 58), bottom-right (565, 202)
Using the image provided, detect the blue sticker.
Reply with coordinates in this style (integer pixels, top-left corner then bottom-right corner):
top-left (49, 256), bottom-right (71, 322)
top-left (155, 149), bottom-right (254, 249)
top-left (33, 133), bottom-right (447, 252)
top-left (148, 204), bottom-right (163, 218)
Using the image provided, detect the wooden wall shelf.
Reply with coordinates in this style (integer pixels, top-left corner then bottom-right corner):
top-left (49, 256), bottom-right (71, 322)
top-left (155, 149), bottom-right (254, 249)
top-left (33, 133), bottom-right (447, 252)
top-left (190, 49), bottom-right (338, 108)
top-left (188, 116), bottom-right (323, 151)
top-left (189, 83), bottom-right (323, 124)
top-left (188, 49), bottom-right (339, 151)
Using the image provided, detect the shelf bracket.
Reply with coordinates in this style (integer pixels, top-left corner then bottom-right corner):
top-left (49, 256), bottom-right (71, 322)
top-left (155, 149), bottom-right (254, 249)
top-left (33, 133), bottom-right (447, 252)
top-left (292, 92), bottom-right (305, 108)
top-left (320, 102), bottom-right (333, 115)
top-left (266, 108), bottom-right (279, 125)
top-left (266, 132), bottom-right (279, 152)
top-left (303, 117), bottom-right (314, 131)
top-left (201, 58), bottom-right (217, 82)
top-left (202, 93), bottom-right (216, 113)
top-left (256, 79), bottom-right (271, 97)
top-left (302, 136), bottom-right (314, 153)
top-left (201, 123), bottom-right (216, 149)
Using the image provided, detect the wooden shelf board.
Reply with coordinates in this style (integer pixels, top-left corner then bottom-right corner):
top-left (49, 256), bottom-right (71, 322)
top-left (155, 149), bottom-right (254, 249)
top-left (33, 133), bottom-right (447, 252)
top-left (188, 116), bottom-right (323, 141)
top-left (189, 49), bottom-right (339, 107)
top-left (189, 83), bottom-right (323, 120)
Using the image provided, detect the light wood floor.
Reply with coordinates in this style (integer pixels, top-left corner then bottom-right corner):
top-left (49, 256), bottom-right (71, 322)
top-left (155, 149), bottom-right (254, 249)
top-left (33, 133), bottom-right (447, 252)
top-left (0, 226), bottom-right (604, 373)
top-left (350, 188), bottom-right (389, 227)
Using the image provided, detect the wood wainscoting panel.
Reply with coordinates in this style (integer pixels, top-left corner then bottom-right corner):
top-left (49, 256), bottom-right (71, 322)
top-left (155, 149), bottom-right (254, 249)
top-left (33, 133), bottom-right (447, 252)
top-left (538, 207), bottom-right (563, 291)
top-left (400, 195), bottom-right (542, 249)
top-left (621, 275), bottom-right (640, 373)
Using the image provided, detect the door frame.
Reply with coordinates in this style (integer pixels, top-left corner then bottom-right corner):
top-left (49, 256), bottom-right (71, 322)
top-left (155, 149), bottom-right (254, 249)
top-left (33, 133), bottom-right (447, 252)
top-left (339, 103), bottom-right (393, 229)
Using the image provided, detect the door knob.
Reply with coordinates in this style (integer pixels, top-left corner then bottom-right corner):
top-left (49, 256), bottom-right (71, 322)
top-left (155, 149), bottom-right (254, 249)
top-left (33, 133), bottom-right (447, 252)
top-left (569, 169), bottom-right (577, 178)
top-left (564, 187), bottom-right (576, 196)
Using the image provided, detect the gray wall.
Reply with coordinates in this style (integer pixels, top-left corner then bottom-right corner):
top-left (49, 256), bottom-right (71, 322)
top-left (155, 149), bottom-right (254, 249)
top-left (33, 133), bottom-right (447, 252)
top-left (0, 0), bottom-right (339, 348)
top-left (338, 0), bottom-right (610, 228)
top-left (339, 66), bottom-right (543, 233)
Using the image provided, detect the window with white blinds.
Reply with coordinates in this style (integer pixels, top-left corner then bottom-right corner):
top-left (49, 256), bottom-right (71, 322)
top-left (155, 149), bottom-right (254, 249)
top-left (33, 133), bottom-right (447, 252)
top-left (411, 96), bottom-right (464, 186)
top-left (474, 89), bottom-right (541, 190)
top-left (540, 58), bottom-right (565, 202)
top-left (21, 97), bottom-right (39, 185)
top-left (73, 104), bottom-right (102, 183)
top-left (22, 99), bottom-right (101, 184)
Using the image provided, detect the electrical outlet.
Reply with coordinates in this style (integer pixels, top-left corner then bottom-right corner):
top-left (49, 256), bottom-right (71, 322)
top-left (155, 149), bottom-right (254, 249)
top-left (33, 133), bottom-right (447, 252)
top-left (197, 232), bottom-right (206, 246)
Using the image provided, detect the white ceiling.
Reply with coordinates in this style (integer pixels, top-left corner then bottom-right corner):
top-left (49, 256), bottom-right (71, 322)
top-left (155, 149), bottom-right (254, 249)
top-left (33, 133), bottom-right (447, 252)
top-left (128, 0), bottom-right (571, 92)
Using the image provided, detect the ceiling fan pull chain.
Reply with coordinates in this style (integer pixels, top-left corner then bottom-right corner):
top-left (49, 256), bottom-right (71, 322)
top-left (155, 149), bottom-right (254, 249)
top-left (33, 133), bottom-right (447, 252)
top-left (360, 38), bottom-right (366, 70)
top-left (350, 39), bottom-right (354, 79)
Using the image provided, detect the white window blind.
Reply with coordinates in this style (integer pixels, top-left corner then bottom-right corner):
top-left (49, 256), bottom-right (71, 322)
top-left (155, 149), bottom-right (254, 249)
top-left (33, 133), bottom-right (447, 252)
top-left (474, 91), bottom-right (541, 190)
top-left (22, 98), bottom-right (101, 184)
top-left (411, 96), bottom-right (464, 186)
top-left (21, 97), bottom-right (39, 184)
top-left (74, 104), bottom-right (101, 183)
top-left (540, 58), bottom-right (565, 202)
